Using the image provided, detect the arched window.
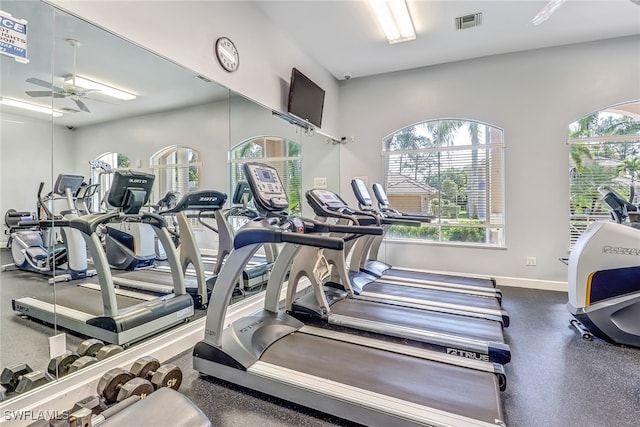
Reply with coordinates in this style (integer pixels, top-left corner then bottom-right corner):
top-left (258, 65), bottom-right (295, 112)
top-left (568, 100), bottom-right (640, 247)
top-left (229, 136), bottom-right (301, 213)
top-left (382, 119), bottom-right (505, 246)
top-left (150, 146), bottom-right (201, 202)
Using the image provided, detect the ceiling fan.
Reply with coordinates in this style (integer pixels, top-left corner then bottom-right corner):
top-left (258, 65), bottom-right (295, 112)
top-left (533, 0), bottom-right (640, 25)
top-left (25, 39), bottom-right (94, 113)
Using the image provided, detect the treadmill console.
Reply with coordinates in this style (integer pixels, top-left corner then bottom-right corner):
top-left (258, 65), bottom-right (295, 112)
top-left (306, 189), bottom-right (357, 217)
top-left (371, 183), bottom-right (390, 207)
top-left (307, 189), bottom-right (347, 210)
top-left (169, 190), bottom-right (227, 212)
top-left (107, 169), bottom-right (155, 215)
top-left (232, 181), bottom-right (253, 206)
top-left (350, 178), bottom-right (373, 208)
top-left (242, 162), bottom-right (289, 212)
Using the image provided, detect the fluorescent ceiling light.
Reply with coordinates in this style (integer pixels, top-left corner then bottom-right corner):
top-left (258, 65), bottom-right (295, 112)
top-left (0, 97), bottom-right (63, 117)
top-left (369, 0), bottom-right (416, 44)
top-left (64, 75), bottom-right (136, 100)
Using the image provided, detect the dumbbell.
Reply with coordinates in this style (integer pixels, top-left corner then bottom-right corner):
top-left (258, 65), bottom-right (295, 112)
top-left (129, 356), bottom-right (183, 391)
top-left (97, 368), bottom-right (155, 404)
top-left (71, 394), bottom-right (108, 416)
top-left (0, 364), bottom-right (54, 396)
top-left (47, 339), bottom-right (124, 378)
top-left (69, 395), bottom-right (141, 427)
top-left (77, 339), bottom-right (124, 361)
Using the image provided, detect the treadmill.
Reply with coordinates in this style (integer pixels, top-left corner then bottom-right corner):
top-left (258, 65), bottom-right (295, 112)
top-left (153, 182), bottom-right (273, 292)
top-left (12, 170), bottom-right (194, 346)
top-left (111, 190), bottom-right (230, 309)
top-left (305, 189), bottom-right (509, 327)
top-left (194, 162), bottom-right (506, 427)
top-left (284, 212), bottom-right (510, 364)
top-left (349, 178), bottom-right (502, 298)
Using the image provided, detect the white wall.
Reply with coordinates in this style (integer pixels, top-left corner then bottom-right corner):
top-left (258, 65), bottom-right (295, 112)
top-left (71, 101), bottom-right (230, 190)
top-left (339, 36), bottom-right (640, 285)
top-left (48, 0), bottom-right (341, 138)
top-left (0, 112), bottom-right (75, 241)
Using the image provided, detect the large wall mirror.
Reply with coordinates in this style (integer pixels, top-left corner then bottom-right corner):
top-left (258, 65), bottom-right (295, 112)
top-left (0, 0), bottom-right (340, 404)
top-left (0, 0), bottom-right (230, 401)
top-left (1, 0), bottom-right (57, 401)
top-left (229, 93), bottom-right (341, 215)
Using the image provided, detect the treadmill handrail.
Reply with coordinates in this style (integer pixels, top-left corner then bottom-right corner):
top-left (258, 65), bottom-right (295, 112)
top-left (304, 220), bottom-right (384, 236)
top-left (233, 219), bottom-right (344, 251)
top-left (68, 211), bottom-right (167, 235)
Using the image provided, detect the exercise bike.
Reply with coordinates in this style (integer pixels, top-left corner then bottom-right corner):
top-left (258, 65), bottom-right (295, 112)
top-left (567, 185), bottom-right (640, 347)
top-left (1, 174), bottom-right (97, 284)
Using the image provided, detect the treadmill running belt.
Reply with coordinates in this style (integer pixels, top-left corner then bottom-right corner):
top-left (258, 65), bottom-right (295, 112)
top-left (383, 268), bottom-right (495, 289)
top-left (331, 298), bottom-right (505, 343)
top-left (260, 332), bottom-right (503, 424)
top-left (38, 286), bottom-right (144, 317)
top-left (364, 281), bottom-right (501, 311)
top-left (115, 269), bottom-right (198, 288)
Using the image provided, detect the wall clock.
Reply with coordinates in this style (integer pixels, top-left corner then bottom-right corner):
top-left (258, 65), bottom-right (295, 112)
top-left (215, 37), bottom-right (239, 72)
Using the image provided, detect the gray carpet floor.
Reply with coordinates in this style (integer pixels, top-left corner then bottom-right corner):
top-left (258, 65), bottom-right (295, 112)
top-left (166, 286), bottom-right (640, 427)
top-left (3, 244), bottom-right (640, 426)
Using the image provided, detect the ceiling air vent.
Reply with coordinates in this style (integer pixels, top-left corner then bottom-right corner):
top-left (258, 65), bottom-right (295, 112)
top-left (455, 12), bottom-right (482, 30)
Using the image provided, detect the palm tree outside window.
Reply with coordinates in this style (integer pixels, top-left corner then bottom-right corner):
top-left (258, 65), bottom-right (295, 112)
top-left (568, 101), bottom-right (640, 247)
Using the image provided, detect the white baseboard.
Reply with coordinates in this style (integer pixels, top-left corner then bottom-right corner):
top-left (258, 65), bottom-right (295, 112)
top-left (398, 266), bottom-right (569, 292)
top-left (493, 275), bottom-right (568, 292)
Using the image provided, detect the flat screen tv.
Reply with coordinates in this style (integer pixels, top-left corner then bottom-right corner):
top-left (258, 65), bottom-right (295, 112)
top-left (287, 67), bottom-right (325, 128)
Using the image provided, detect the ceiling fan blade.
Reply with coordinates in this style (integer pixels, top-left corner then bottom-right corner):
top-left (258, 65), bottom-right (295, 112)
top-left (26, 91), bottom-right (66, 99)
top-left (25, 77), bottom-right (65, 93)
top-left (532, 0), bottom-right (567, 25)
top-left (74, 98), bottom-right (90, 113)
top-left (25, 90), bottom-right (54, 97)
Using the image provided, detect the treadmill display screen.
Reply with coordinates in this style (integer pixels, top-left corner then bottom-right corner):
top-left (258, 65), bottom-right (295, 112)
top-left (243, 162), bottom-right (289, 211)
top-left (257, 168), bottom-right (276, 183)
top-left (312, 190), bottom-right (346, 209)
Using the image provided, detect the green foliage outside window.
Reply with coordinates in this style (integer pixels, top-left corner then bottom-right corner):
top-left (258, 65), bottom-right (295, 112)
top-left (568, 106), bottom-right (640, 247)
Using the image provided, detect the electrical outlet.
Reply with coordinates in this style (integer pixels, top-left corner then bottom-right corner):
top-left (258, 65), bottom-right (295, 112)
top-left (314, 177), bottom-right (328, 189)
top-left (526, 256), bottom-right (537, 266)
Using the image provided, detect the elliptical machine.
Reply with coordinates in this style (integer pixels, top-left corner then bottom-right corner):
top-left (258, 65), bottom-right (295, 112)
top-left (1, 174), bottom-right (96, 284)
top-left (568, 185), bottom-right (640, 347)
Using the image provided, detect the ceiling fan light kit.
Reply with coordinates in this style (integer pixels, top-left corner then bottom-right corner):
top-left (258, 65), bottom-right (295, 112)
top-left (532, 0), bottom-right (567, 25)
top-left (24, 38), bottom-right (136, 114)
top-left (62, 75), bottom-right (136, 101)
